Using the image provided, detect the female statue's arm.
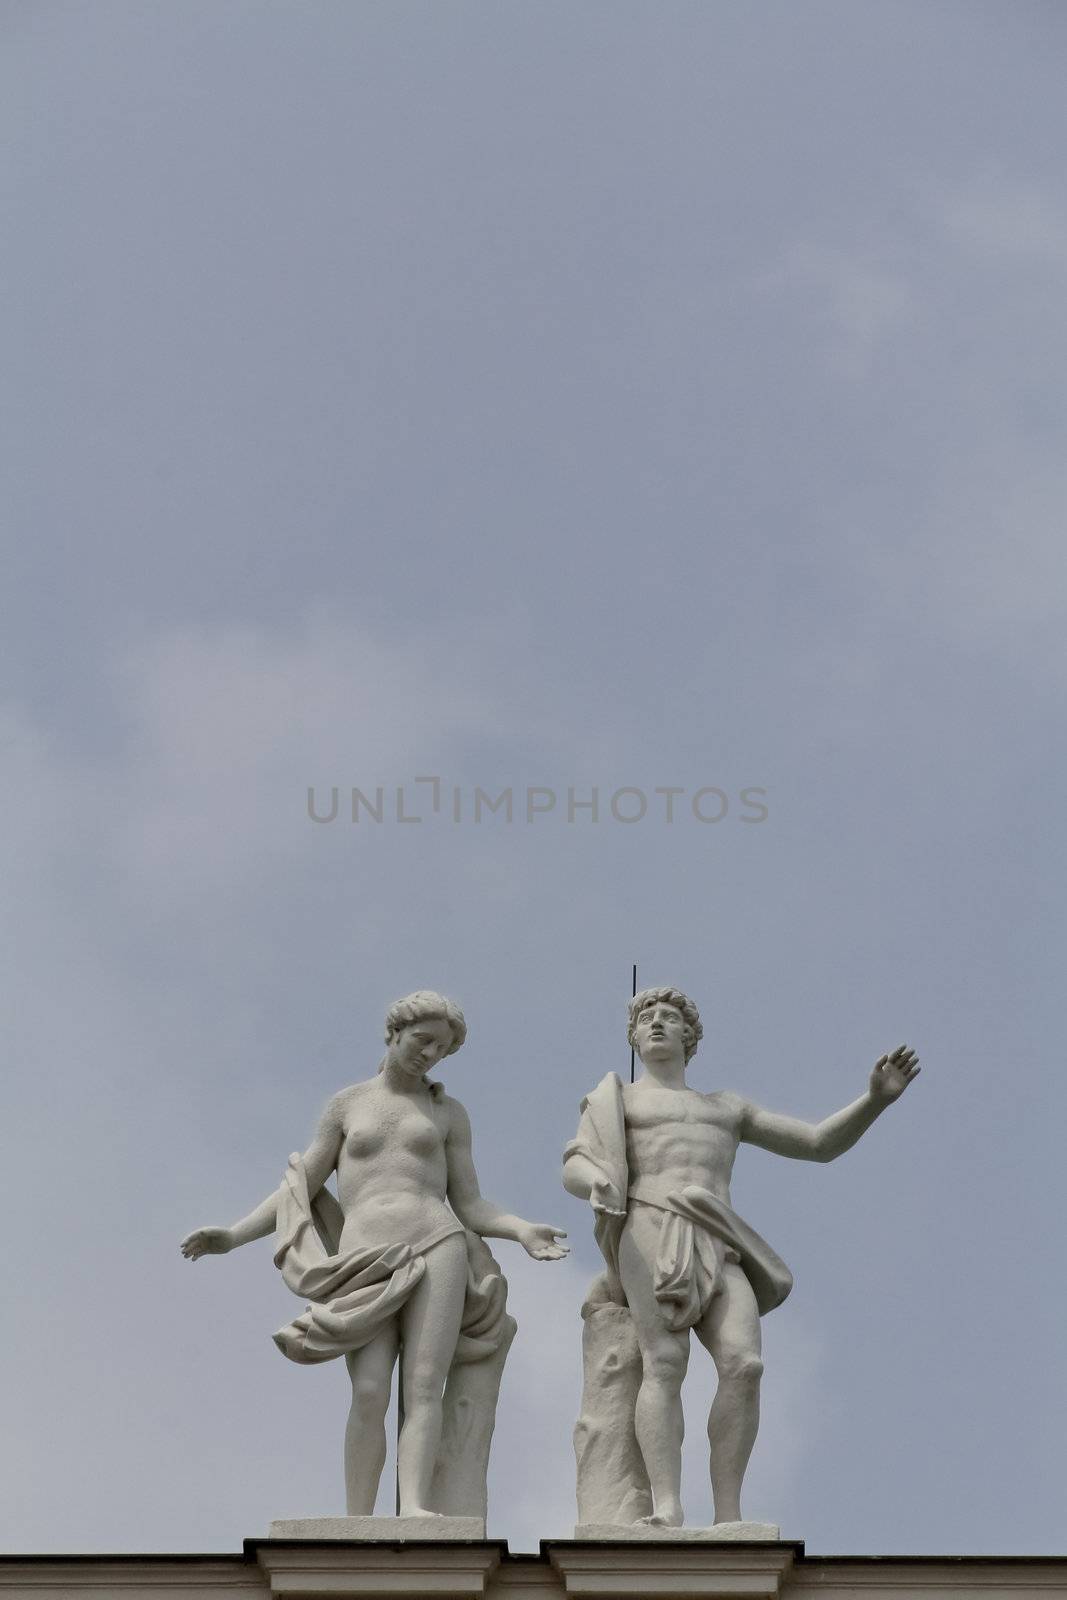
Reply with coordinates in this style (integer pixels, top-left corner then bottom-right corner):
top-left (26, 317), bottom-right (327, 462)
top-left (445, 1099), bottom-right (569, 1262)
top-left (180, 1093), bottom-right (346, 1260)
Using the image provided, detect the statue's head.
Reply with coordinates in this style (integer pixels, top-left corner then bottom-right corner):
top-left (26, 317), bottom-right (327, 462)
top-left (382, 990), bottom-right (467, 1080)
top-left (627, 986), bottom-right (703, 1065)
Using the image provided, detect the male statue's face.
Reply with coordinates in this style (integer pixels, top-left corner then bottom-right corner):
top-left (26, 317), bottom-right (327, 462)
top-left (634, 1000), bottom-right (687, 1066)
top-left (389, 1016), bottom-right (454, 1078)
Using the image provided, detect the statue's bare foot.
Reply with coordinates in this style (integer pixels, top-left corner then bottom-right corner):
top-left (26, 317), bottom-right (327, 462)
top-left (401, 1507), bottom-right (443, 1518)
top-left (636, 1503), bottom-right (684, 1528)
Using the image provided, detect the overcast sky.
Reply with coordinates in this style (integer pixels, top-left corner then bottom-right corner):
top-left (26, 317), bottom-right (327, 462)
top-left (3, 0), bottom-right (1066, 1559)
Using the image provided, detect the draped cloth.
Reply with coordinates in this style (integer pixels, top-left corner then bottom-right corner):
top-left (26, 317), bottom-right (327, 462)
top-left (563, 1074), bottom-right (793, 1328)
top-left (272, 1153), bottom-right (510, 1365)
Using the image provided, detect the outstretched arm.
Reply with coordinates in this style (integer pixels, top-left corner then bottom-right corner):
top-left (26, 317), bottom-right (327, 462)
top-left (180, 1093), bottom-right (346, 1259)
top-left (446, 1100), bottom-right (569, 1261)
top-left (742, 1045), bottom-right (920, 1162)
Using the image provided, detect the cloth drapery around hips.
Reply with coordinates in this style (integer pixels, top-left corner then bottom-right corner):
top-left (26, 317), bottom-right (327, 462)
top-left (271, 1154), bottom-right (509, 1365)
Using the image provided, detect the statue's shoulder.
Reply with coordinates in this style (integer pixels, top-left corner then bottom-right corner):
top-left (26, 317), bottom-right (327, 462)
top-left (432, 1085), bottom-right (469, 1123)
top-left (334, 1077), bottom-right (377, 1098)
top-left (579, 1071), bottom-right (623, 1113)
top-left (700, 1086), bottom-right (748, 1123)
top-left (327, 1078), bottom-right (376, 1117)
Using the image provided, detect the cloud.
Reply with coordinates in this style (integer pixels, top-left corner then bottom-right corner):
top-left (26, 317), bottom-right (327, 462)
top-left (761, 243), bottom-right (914, 376)
top-left (110, 610), bottom-right (502, 895)
top-left (911, 459), bottom-right (1067, 654)
top-left (945, 175), bottom-right (1067, 268)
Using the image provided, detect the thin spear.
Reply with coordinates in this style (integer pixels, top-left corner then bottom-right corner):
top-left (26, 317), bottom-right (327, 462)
top-left (394, 1361), bottom-right (404, 1515)
top-left (630, 963), bottom-right (637, 1084)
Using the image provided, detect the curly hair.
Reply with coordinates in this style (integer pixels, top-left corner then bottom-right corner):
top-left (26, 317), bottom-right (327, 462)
top-left (383, 990), bottom-right (467, 1057)
top-left (627, 985), bottom-right (703, 1063)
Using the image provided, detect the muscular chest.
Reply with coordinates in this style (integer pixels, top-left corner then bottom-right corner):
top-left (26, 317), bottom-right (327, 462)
top-left (624, 1087), bottom-right (736, 1134)
top-left (623, 1088), bottom-right (740, 1174)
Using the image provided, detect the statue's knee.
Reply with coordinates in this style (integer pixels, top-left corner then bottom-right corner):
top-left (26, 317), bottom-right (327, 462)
top-left (644, 1340), bottom-right (687, 1387)
top-left (350, 1376), bottom-right (390, 1423)
top-left (719, 1350), bottom-right (763, 1385)
top-left (402, 1368), bottom-right (447, 1410)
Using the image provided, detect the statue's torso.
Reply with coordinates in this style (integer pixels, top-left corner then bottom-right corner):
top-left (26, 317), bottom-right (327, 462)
top-left (334, 1078), bottom-right (458, 1251)
top-left (622, 1081), bottom-right (744, 1205)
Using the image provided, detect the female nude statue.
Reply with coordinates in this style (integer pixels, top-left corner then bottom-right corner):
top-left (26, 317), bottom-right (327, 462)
top-left (181, 991), bottom-right (567, 1518)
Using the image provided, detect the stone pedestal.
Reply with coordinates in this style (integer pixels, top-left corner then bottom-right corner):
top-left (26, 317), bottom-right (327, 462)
top-left (268, 1515), bottom-right (486, 1541)
top-left (573, 1521), bottom-right (781, 1541)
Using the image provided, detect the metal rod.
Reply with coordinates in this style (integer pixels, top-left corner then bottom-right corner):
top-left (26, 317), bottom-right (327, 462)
top-left (394, 1353), bottom-right (404, 1515)
top-left (630, 963), bottom-right (637, 1084)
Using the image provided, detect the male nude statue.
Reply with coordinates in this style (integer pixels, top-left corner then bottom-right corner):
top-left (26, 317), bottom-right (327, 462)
top-left (563, 986), bottom-right (920, 1529)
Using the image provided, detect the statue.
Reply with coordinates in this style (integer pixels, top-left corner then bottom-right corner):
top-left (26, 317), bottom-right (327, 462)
top-left (563, 986), bottom-right (920, 1533)
top-left (181, 991), bottom-right (568, 1522)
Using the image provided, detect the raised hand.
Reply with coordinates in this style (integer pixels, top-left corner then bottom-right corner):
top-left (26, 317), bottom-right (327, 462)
top-left (180, 1226), bottom-right (235, 1260)
top-left (519, 1221), bottom-right (570, 1261)
top-left (869, 1044), bottom-right (920, 1103)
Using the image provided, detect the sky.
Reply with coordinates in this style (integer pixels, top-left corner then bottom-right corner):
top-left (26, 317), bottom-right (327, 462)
top-left (3, 0), bottom-right (1066, 1560)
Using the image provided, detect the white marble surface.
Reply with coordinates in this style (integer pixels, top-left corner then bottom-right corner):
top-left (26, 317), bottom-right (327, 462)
top-left (268, 1514), bottom-right (487, 1540)
top-left (183, 990), bottom-right (566, 1520)
top-left (573, 1520), bottom-right (781, 1541)
top-left (564, 985), bottom-right (920, 1529)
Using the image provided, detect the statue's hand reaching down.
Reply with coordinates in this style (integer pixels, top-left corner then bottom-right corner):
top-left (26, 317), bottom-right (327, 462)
top-left (518, 1222), bottom-right (570, 1261)
top-left (869, 1044), bottom-right (921, 1103)
top-left (180, 1226), bottom-right (235, 1260)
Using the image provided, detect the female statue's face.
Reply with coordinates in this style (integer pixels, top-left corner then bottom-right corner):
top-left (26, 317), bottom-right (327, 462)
top-left (389, 1016), bottom-right (455, 1078)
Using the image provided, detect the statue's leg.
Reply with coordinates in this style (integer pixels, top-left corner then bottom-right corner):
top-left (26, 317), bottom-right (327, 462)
top-left (617, 1211), bottom-right (690, 1527)
top-left (694, 1263), bottom-right (763, 1524)
top-left (344, 1324), bottom-right (400, 1514)
top-left (396, 1233), bottom-right (468, 1517)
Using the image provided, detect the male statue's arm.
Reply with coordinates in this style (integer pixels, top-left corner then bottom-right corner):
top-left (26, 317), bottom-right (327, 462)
top-left (180, 1095), bottom-right (346, 1260)
top-left (741, 1044), bottom-right (920, 1161)
top-left (561, 1080), bottom-right (628, 1213)
top-left (561, 1153), bottom-right (598, 1202)
top-left (445, 1099), bottom-right (569, 1261)
top-left (561, 1152), bottom-right (626, 1214)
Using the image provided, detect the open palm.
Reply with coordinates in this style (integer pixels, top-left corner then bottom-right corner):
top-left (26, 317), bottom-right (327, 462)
top-left (180, 1226), bottom-right (234, 1260)
top-left (520, 1222), bottom-right (569, 1261)
top-left (870, 1044), bottom-right (920, 1102)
